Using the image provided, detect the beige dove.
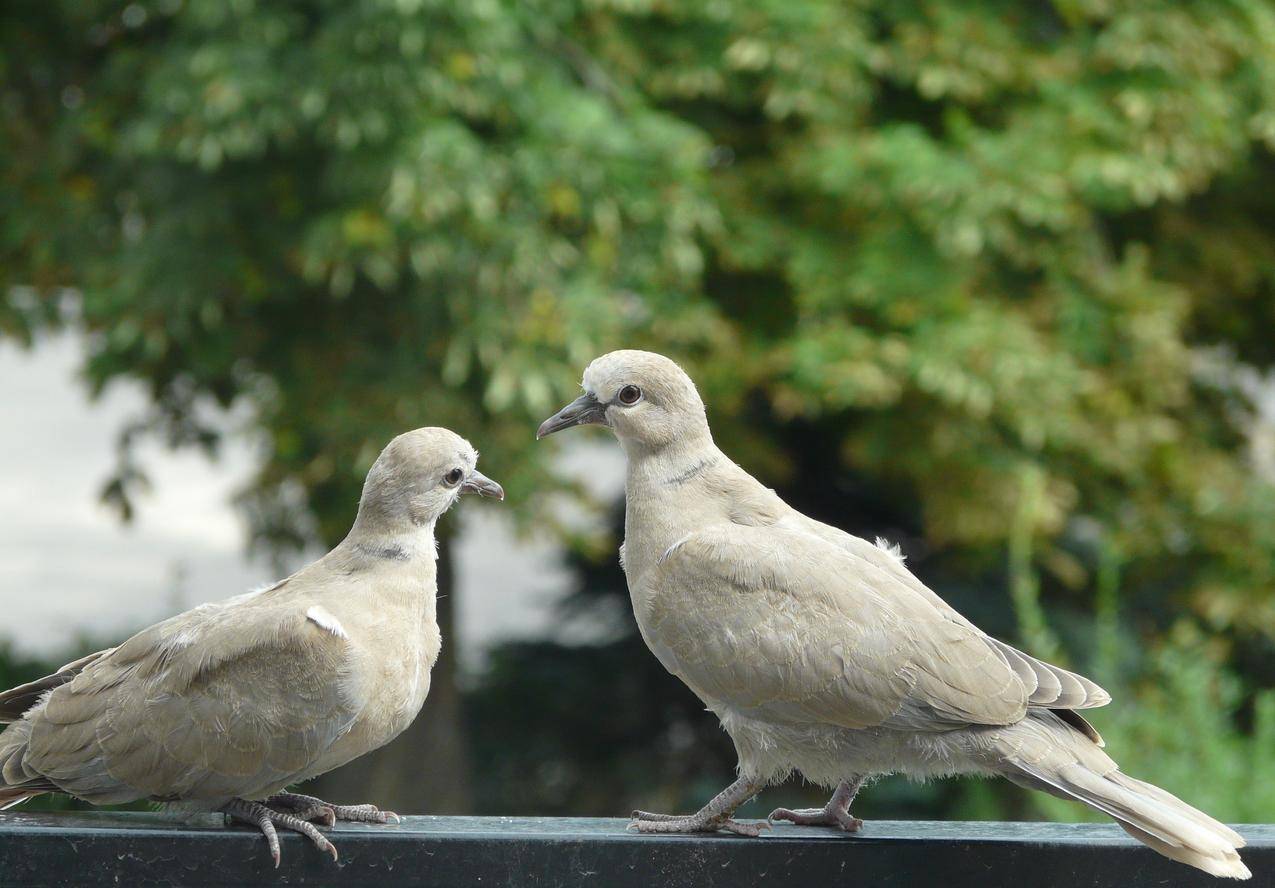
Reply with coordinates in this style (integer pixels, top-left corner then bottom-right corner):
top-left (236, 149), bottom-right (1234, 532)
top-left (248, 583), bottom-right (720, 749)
top-left (537, 349), bottom-right (1249, 880)
top-left (0, 427), bottom-right (503, 866)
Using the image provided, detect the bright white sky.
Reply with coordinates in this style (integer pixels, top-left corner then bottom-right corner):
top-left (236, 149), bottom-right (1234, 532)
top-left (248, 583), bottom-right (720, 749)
top-left (0, 333), bottom-right (623, 670)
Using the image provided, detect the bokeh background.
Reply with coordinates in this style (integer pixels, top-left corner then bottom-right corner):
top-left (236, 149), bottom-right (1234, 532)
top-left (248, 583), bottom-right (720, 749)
top-left (4, 0), bottom-right (1275, 825)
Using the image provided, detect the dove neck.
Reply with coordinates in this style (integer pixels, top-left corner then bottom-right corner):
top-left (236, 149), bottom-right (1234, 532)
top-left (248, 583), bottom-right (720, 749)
top-left (339, 513), bottom-right (441, 573)
top-left (621, 434), bottom-right (726, 578)
top-left (323, 525), bottom-right (442, 634)
top-left (622, 431), bottom-right (719, 488)
top-left (617, 412), bottom-right (713, 458)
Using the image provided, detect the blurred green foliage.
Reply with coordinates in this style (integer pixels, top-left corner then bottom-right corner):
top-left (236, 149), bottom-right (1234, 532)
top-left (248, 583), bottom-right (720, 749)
top-left (4, 0), bottom-right (1275, 821)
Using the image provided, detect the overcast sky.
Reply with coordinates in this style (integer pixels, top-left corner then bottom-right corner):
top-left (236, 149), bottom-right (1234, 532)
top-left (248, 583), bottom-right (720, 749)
top-left (0, 334), bottom-right (623, 670)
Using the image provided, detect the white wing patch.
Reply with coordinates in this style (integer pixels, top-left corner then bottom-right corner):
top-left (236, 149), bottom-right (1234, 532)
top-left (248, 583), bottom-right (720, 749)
top-left (875, 536), bottom-right (906, 564)
top-left (306, 605), bottom-right (349, 640)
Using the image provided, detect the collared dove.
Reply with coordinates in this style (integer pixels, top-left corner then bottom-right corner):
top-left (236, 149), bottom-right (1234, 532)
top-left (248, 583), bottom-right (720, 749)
top-left (0, 427), bottom-right (503, 866)
top-left (538, 349), bottom-right (1249, 880)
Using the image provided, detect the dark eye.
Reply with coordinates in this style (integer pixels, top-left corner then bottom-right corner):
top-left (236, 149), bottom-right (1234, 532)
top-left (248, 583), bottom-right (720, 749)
top-left (443, 468), bottom-right (464, 487)
top-left (617, 384), bottom-right (642, 406)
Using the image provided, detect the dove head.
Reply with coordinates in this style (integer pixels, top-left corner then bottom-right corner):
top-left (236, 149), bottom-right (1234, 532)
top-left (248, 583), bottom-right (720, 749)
top-left (353, 427), bottom-right (503, 537)
top-left (538, 350), bottom-right (710, 454)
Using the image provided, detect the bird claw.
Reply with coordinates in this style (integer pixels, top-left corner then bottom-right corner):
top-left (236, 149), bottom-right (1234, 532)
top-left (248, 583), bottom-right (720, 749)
top-left (265, 793), bottom-right (395, 825)
top-left (293, 819), bottom-right (340, 862)
top-left (223, 797), bottom-right (345, 866)
top-left (723, 818), bottom-right (769, 837)
top-left (629, 813), bottom-right (768, 837)
top-left (767, 806), bottom-right (862, 832)
top-left (292, 805), bottom-right (338, 828)
top-left (330, 802), bottom-right (396, 824)
top-left (260, 817), bottom-right (281, 868)
top-left (631, 809), bottom-right (692, 822)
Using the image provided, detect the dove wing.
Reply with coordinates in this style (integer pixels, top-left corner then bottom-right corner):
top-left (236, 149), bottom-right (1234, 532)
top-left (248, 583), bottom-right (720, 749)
top-left (0, 649), bottom-right (115, 724)
top-left (789, 515), bottom-right (1110, 711)
top-left (19, 597), bottom-right (365, 804)
top-left (643, 523), bottom-right (1030, 731)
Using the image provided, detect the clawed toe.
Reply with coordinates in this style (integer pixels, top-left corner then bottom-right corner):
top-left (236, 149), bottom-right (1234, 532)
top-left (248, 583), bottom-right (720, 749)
top-left (331, 802), bottom-right (396, 824)
top-left (266, 792), bottom-right (395, 825)
top-left (627, 777), bottom-right (774, 838)
top-left (631, 809), bottom-right (691, 822)
top-left (292, 805), bottom-right (337, 828)
top-left (767, 805), bottom-right (862, 832)
top-left (721, 818), bottom-right (768, 837)
top-left (223, 797), bottom-right (343, 867)
top-left (297, 821), bottom-right (340, 862)
top-left (629, 814), bottom-right (768, 836)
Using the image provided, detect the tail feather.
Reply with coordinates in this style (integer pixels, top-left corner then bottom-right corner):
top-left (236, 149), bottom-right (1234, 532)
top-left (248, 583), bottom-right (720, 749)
top-left (0, 787), bottom-right (41, 810)
top-left (1117, 819), bottom-right (1249, 880)
top-left (991, 641), bottom-right (1110, 709)
top-left (1109, 771), bottom-right (1245, 849)
top-left (997, 713), bottom-right (1249, 880)
top-left (0, 719), bottom-right (60, 810)
top-left (0, 648), bottom-right (111, 723)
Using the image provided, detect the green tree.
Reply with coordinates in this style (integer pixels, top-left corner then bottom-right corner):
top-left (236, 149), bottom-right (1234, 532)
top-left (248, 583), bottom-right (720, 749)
top-left (1, 0), bottom-right (717, 812)
top-left (5, 0), bottom-right (1275, 818)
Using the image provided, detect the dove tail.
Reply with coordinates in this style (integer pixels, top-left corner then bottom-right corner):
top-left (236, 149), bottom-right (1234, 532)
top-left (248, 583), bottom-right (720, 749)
top-left (0, 720), bottom-right (56, 806)
top-left (0, 786), bottom-right (41, 809)
top-left (0, 649), bottom-right (110, 724)
top-left (0, 680), bottom-right (48, 724)
top-left (996, 711), bottom-right (1249, 879)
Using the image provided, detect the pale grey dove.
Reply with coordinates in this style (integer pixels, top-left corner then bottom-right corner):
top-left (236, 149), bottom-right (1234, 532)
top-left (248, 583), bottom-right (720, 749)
top-left (0, 427), bottom-right (503, 865)
top-left (537, 349), bottom-right (1249, 880)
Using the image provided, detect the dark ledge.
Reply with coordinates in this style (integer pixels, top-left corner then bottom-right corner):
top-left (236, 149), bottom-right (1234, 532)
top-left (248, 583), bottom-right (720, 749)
top-left (0, 812), bottom-right (1269, 887)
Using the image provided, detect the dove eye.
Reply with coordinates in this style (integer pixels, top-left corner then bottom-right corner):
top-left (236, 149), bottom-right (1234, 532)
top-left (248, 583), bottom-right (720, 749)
top-left (443, 468), bottom-right (464, 487)
top-left (617, 385), bottom-right (642, 406)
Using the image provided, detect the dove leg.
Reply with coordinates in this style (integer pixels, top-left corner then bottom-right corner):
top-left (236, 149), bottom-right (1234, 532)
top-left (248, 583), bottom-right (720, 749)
top-left (630, 775), bottom-right (767, 837)
top-left (768, 776), bottom-right (865, 832)
top-left (222, 797), bottom-right (339, 868)
top-left (267, 791), bottom-right (400, 824)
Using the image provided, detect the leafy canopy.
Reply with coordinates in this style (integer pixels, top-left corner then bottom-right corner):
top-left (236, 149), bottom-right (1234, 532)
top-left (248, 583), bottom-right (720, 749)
top-left (4, 0), bottom-right (1275, 818)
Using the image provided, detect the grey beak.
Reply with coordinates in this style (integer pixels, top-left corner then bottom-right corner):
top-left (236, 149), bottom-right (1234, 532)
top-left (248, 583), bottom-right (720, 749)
top-left (461, 469), bottom-right (505, 501)
top-left (536, 392), bottom-right (606, 439)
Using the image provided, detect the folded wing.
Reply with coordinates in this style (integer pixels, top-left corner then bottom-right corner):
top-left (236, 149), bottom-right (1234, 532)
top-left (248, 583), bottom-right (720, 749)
top-left (3, 599), bottom-right (364, 805)
top-left (644, 523), bottom-right (1031, 732)
top-left (788, 515), bottom-right (1110, 711)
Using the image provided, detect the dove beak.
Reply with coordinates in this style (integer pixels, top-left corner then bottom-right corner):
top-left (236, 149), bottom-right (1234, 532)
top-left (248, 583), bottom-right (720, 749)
top-left (536, 392), bottom-right (606, 439)
top-left (461, 470), bottom-right (505, 500)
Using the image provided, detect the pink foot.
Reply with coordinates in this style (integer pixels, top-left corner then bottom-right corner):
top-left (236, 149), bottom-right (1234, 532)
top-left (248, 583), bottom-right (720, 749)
top-left (768, 805), bottom-right (863, 832)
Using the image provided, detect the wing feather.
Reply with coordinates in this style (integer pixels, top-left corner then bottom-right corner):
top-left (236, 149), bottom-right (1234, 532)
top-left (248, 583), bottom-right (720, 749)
top-left (22, 599), bottom-right (362, 804)
top-left (0, 649), bottom-right (114, 724)
top-left (644, 523), bottom-right (1029, 732)
top-left (787, 514), bottom-right (1110, 710)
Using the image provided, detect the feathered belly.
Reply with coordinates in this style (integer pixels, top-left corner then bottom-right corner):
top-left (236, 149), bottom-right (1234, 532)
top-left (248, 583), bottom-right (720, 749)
top-left (354, 652), bottom-right (433, 747)
top-left (713, 704), bottom-right (991, 787)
